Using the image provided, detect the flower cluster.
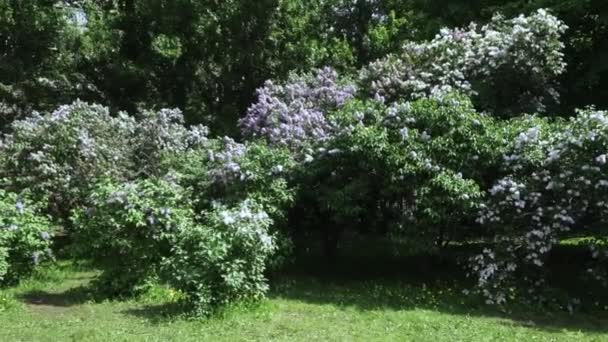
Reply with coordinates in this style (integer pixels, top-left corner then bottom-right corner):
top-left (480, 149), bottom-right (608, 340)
top-left (360, 9), bottom-right (567, 115)
top-left (0, 101), bottom-right (134, 222)
top-left (471, 108), bottom-right (608, 304)
top-left (240, 67), bottom-right (356, 148)
top-left (207, 137), bottom-right (249, 186)
top-left (132, 108), bottom-right (209, 176)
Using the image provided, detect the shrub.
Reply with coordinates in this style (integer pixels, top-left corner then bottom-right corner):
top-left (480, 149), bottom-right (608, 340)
top-left (207, 140), bottom-right (296, 218)
top-left (472, 109), bottom-right (608, 304)
top-left (131, 108), bottom-right (209, 177)
top-left (239, 67), bottom-right (356, 148)
top-left (164, 200), bottom-right (276, 316)
top-left (176, 138), bottom-right (296, 269)
top-left (0, 190), bottom-right (53, 286)
top-left (0, 101), bottom-right (134, 223)
top-left (360, 9), bottom-right (567, 116)
top-left (71, 176), bottom-right (283, 314)
top-left (70, 177), bottom-right (197, 295)
top-left (0, 102), bottom-right (209, 226)
top-left (287, 94), bottom-right (495, 254)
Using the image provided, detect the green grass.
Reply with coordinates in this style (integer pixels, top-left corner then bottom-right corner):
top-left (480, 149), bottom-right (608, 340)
top-left (1, 257), bottom-right (608, 342)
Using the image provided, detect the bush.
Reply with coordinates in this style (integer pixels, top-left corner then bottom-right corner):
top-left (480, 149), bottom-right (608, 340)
top-left (0, 102), bottom-right (209, 227)
top-left (239, 67), bottom-right (356, 148)
top-left (71, 176), bottom-right (283, 315)
top-left (164, 200), bottom-right (276, 316)
top-left (360, 9), bottom-right (567, 116)
top-left (472, 109), bottom-right (608, 304)
top-left (287, 94), bottom-right (495, 254)
top-left (0, 190), bottom-right (53, 286)
top-left (0, 101), bottom-right (134, 223)
top-left (174, 138), bottom-right (296, 269)
top-left (131, 108), bottom-right (209, 178)
top-left (70, 177), bottom-right (197, 295)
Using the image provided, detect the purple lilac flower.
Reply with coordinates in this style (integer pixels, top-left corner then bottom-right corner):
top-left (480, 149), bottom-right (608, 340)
top-left (240, 67), bottom-right (356, 148)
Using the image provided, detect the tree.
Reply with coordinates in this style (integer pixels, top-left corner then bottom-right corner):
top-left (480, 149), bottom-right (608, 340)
top-left (0, 0), bottom-right (80, 129)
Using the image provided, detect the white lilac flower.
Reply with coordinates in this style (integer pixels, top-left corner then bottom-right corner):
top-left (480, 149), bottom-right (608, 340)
top-left (40, 232), bottom-right (51, 241)
top-left (15, 200), bottom-right (24, 214)
top-left (420, 131), bottom-right (431, 142)
top-left (399, 127), bottom-right (409, 140)
top-left (271, 165), bottom-right (284, 174)
top-left (220, 211), bottom-right (236, 225)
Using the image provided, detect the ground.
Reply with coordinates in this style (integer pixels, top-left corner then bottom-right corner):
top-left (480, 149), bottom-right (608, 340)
top-left (2, 243), bottom-right (608, 341)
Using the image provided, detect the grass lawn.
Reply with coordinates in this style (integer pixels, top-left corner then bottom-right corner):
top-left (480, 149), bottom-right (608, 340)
top-left (2, 247), bottom-right (608, 341)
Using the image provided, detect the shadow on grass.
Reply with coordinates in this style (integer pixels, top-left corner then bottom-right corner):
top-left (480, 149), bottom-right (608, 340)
top-left (122, 241), bottom-right (608, 333)
top-left (121, 302), bottom-right (189, 323)
top-left (20, 289), bottom-right (85, 308)
top-left (267, 241), bottom-right (608, 334)
top-left (18, 284), bottom-right (105, 309)
top-left (16, 240), bottom-right (608, 334)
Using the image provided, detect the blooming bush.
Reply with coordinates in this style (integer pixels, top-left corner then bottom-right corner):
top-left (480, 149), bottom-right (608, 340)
top-left (0, 101), bottom-right (134, 222)
top-left (71, 174), bottom-right (287, 314)
top-left (360, 9), bottom-right (567, 115)
top-left (70, 177), bottom-right (197, 295)
top-left (131, 108), bottom-right (209, 177)
top-left (174, 138), bottom-right (296, 270)
top-left (240, 67), bottom-right (356, 148)
top-left (0, 191), bottom-right (53, 286)
top-left (208, 140), bottom-right (296, 218)
top-left (0, 102), bottom-right (209, 225)
top-left (164, 200), bottom-right (276, 316)
top-left (288, 94), bottom-right (496, 253)
top-left (171, 136), bottom-right (296, 224)
top-left (472, 109), bottom-right (608, 304)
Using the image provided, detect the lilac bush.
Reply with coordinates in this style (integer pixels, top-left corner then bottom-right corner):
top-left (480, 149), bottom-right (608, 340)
top-left (132, 108), bottom-right (209, 177)
top-left (70, 177), bottom-right (198, 295)
top-left (240, 67), bottom-right (356, 148)
top-left (0, 102), bottom-right (210, 222)
top-left (164, 199), bottom-right (276, 316)
top-left (472, 109), bottom-right (608, 304)
top-left (0, 101), bottom-right (134, 222)
top-left (360, 9), bottom-right (567, 115)
top-left (286, 94), bottom-right (498, 256)
top-left (0, 191), bottom-right (53, 286)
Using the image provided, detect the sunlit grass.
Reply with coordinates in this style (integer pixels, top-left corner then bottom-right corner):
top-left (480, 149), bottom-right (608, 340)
top-left (2, 253), bottom-right (608, 341)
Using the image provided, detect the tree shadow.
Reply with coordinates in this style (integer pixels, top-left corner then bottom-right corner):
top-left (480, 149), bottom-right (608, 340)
top-left (18, 285), bottom-right (100, 308)
top-left (267, 242), bottom-right (608, 334)
top-left (22, 242), bottom-right (607, 334)
top-left (121, 302), bottom-right (189, 324)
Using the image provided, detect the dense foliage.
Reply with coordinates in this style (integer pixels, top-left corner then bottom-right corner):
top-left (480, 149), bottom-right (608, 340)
top-left (3, 1), bottom-right (606, 133)
top-left (361, 9), bottom-right (567, 116)
top-left (473, 109), bottom-right (608, 304)
top-left (70, 178), bottom-right (197, 295)
top-left (0, 191), bottom-right (53, 286)
top-left (0, 101), bottom-right (207, 224)
top-left (0, 102), bottom-right (133, 223)
top-left (1, 4), bottom-right (608, 317)
top-left (165, 200), bottom-right (276, 316)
